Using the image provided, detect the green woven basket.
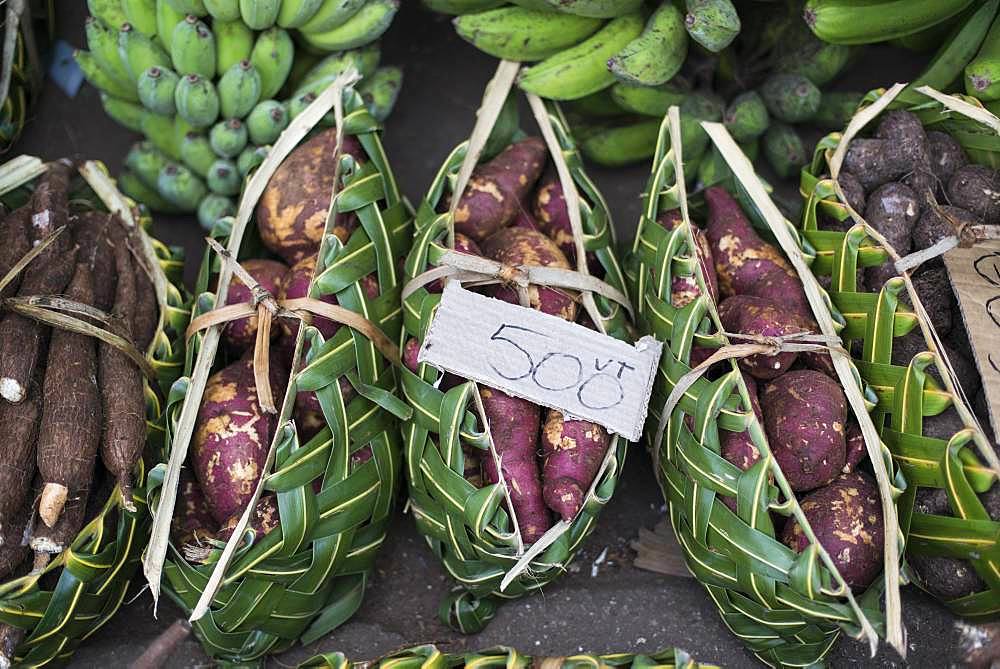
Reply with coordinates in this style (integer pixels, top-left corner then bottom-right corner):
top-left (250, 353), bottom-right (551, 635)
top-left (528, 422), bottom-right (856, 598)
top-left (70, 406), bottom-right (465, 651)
top-left (624, 110), bottom-right (907, 668)
top-left (400, 64), bottom-right (633, 634)
top-left (0, 158), bottom-right (189, 667)
top-left (799, 84), bottom-right (1000, 618)
top-left (299, 642), bottom-right (711, 668)
top-left (143, 80), bottom-right (413, 665)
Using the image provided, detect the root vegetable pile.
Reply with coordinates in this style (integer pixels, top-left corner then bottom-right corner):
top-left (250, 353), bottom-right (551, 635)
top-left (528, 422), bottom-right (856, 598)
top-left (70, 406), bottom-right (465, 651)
top-left (0, 163), bottom-right (161, 581)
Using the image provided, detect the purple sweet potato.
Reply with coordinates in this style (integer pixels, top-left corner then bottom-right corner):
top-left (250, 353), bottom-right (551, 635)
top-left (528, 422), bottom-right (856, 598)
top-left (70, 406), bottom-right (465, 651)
top-left (171, 467), bottom-right (217, 545)
top-left (427, 233), bottom-right (481, 294)
top-left (656, 209), bottom-right (719, 308)
top-left (223, 258), bottom-right (288, 352)
top-left (256, 128), bottom-right (363, 263)
top-left (481, 227), bottom-right (577, 322)
top-left (718, 295), bottom-right (810, 380)
top-left (217, 494), bottom-right (280, 543)
top-left (781, 471), bottom-right (884, 590)
top-left (277, 255), bottom-right (336, 340)
top-left (192, 354), bottom-right (288, 524)
top-left (540, 410), bottom-right (608, 521)
top-left (844, 421), bottom-right (866, 473)
top-left (479, 386), bottom-right (550, 544)
top-left (293, 375), bottom-right (355, 442)
top-left (719, 372), bottom-right (764, 512)
top-left (453, 137), bottom-right (547, 242)
top-left (761, 370), bottom-right (847, 492)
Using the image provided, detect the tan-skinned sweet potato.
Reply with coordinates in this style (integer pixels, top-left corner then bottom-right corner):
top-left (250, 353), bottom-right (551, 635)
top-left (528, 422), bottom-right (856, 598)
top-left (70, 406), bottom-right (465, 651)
top-left (540, 410), bottom-right (608, 521)
top-left (719, 372), bottom-right (764, 512)
top-left (481, 227), bottom-right (577, 322)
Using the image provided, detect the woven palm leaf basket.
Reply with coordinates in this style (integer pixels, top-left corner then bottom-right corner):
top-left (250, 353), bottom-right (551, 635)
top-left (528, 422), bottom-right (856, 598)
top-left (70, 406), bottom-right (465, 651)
top-left (0, 156), bottom-right (188, 667)
top-left (141, 73), bottom-right (413, 666)
top-left (399, 61), bottom-right (634, 634)
top-left (799, 83), bottom-right (1000, 618)
top-left (298, 642), bottom-right (711, 669)
top-left (624, 108), bottom-right (908, 668)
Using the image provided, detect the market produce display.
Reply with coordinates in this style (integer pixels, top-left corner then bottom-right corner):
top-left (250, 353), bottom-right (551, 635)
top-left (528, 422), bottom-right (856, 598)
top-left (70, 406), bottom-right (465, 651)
top-left (77, 0), bottom-right (402, 227)
top-left (624, 110), bottom-right (905, 667)
top-left (0, 156), bottom-right (188, 667)
top-left (142, 78), bottom-right (412, 665)
top-left (0, 0), bottom-right (51, 152)
top-left (800, 87), bottom-right (1000, 618)
top-left (400, 63), bottom-right (633, 633)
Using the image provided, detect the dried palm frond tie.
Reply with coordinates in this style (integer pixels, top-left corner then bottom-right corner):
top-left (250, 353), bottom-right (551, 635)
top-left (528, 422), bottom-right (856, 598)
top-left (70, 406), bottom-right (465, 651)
top-left (186, 238), bottom-right (401, 414)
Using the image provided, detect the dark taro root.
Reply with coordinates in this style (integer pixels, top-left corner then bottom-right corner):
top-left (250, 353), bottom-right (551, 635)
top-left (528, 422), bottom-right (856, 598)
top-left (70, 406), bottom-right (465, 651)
top-left (947, 164), bottom-right (1000, 226)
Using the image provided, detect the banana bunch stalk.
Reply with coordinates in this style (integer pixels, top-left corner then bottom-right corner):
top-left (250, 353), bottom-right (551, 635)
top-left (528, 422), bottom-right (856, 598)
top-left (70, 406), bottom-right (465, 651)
top-left (431, 0), bottom-right (860, 180)
top-left (79, 0), bottom-right (403, 227)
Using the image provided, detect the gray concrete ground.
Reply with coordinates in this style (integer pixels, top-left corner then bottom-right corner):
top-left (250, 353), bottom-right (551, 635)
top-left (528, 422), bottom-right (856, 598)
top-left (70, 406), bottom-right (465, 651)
top-left (12, 2), bottom-right (969, 666)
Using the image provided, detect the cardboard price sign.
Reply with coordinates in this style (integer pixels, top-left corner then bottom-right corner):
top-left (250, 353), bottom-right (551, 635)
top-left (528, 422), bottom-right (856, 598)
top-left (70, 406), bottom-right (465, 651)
top-left (419, 283), bottom-right (661, 441)
top-left (943, 240), bottom-right (1000, 437)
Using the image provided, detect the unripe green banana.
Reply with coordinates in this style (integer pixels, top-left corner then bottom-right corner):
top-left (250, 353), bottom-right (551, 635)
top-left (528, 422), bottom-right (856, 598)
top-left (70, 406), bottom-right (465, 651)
top-left (684, 0), bottom-right (740, 53)
top-left (300, 0), bottom-right (399, 51)
top-left (454, 7), bottom-right (603, 61)
top-left (723, 91), bottom-right (769, 142)
top-left (579, 118), bottom-right (659, 166)
top-left (119, 169), bottom-right (183, 213)
top-left (203, 0), bottom-right (240, 20)
top-left (156, 0), bottom-right (187, 52)
top-left (814, 91), bottom-right (863, 128)
top-left (518, 14), bottom-right (645, 101)
top-left (122, 0), bottom-right (158, 37)
top-left (209, 119), bottom-right (248, 158)
top-left (423, 0), bottom-right (503, 14)
top-left (125, 141), bottom-right (171, 188)
top-left (89, 0), bottom-right (128, 29)
top-left (508, 0), bottom-right (551, 9)
top-left (174, 73), bottom-right (220, 128)
top-left (565, 88), bottom-right (625, 117)
top-left (610, 82), bottom-right (685, 117)
top-left (299, 0), bottom-right (367, 33)
top-left (138, 66), bottom-right (180, 115)
top-left (679, 90), bottom-right (722, 159)
top-left (763, 122), bottom-right (807, 179)
top-left (213, 19), bottom-right (254, 74)
top-left (206, 158), bottom-right (242, 195)
top-left (250, 28), bottom-right (294, 99)
top-left (277, 0), bottom-right (325, 29)
top-left (966, 11), bottom-right (1000, 101)
top-left (165, 0), bottom-right (207, 16)
top-left (776, 28), bottom-right (850, 87)
top-left (803, 0), bottom-right (974, 45)
top-left (358, 66), bottom-right (402, 122)
top-left (100, 93), bottom-right (146, 132)
top-left (696, 140), bottom-right (756, 188)
top-left (297, 44), bottom-right (381, 92)
top-left (76, 50), bottom-right (141, 102)
top-left (609, 4), bottom-right (687, 86)
top-left (237, 144), bottom-right (269, 176)
top-left (158, 163), bottom-right (207, 211)
top-left (180, 131), bottom-right (217, 176)
top-left (171, 15), bottom-right (216, 79)
top-left (288, 91), bottom-right (319, 120)
top-left (119, 23), bottom-right (173, 82)
top-left (217, 60), bottom-right (261, 119)
top-left (760, 73), bottom-right (820, 123)
top-left (540, 0), bottom-right (643, 19)
top-left (246, 99), bottom-right (288, 144)
top-left (240, 0), bottom-right (280, 30)
top-left (198, 193), bottom-right (236, 230)
top-left (85, 18), bottom-right (132, 86)
top-left (141, 108), bottom-right (183, 158)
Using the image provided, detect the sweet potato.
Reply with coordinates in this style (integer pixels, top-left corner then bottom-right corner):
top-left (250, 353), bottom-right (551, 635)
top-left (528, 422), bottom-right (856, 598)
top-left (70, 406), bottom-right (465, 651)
top-left (719, 372), bottom-right (763, 512)
top-left (0, 380), bottom-right (39, 540)
top-left (704, 186), bottom-right (810, 317)
top-left (781, 471), bottom-right (884, 590)
top-left (0, 161), bottom-right (76, 404)
top-left (947, 164), bottom-right (1000, 225)
top-left (481, 227), bottom-right (577, 322)
top-left (293, 375), bottom-right (355, 442)
top-left (656, 209), bottom-right (719, 308)
top-left (927, 130), bottom-right (967, 185)
top-left (223, 258), bottom-right (288, 352)
top-left (453, 137), bottom-right (547, 242)
top-left (171, 467), bottom-right (217, 546)
top-left (277, 255), bottom-right (338, 340)
top-left (37, 263), bottom-right (102, 528)
top-left (718, 295), bottom-right (809, 380)
top-left (0, 206), bottom-right (30, 300)
top-left (427, 233), bottom-right (481, 294)
top-left (479, 386), bottom-right (550, 544)
top-left (256, 128), bottom-right (363, 263)
top-left (217, 494), bottom-right (280, 543)
top-left (761, 370), bottom-right (847, 492)
top-left (192, 354), bottom-right (288, 524)
top-left (540, 410), bottom-right (608, 522)
top-left (843, 421), bottom-right (866, 473)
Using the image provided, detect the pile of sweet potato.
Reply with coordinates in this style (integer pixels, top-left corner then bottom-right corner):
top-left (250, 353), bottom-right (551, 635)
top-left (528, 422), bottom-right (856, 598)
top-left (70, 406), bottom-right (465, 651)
top-left (681, 185), bottom-right (884, 591)
top-left (0, 162), bottom-right (156, 582)
top-left (820, 110), bottom-right (1000, 598)
top-left (403, 137), bottom-right (610, 544)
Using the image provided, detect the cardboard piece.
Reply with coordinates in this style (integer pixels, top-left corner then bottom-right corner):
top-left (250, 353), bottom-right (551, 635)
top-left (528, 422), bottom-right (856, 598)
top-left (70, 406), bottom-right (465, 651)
top-left (419, 283), bottom-right (662, 441)
top-left (943, 239), bottom-right (1000, 438)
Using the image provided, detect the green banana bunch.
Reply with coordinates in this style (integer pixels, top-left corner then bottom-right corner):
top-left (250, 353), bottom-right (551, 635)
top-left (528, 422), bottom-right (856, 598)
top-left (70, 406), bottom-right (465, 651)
top-left (804, 0), bottom-right (976, 45)
top-left (607, 3), bottom-right (687, 86)
top-left (539, 0), bottom-right (643, 19)
top-left (966, 7), bottom-right (1000, 101)
top-left (454, 7), bottom-right (603, 61)
top-left (357, 66), bottom-right (402, 122)
top-left (299, 0), bottom-right (399, 51)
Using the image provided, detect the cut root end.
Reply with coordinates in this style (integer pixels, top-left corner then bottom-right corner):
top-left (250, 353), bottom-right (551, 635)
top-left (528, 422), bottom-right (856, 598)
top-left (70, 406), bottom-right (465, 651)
top-left (38, 483), bottom-right (68, 528)
top-left (120, 482), bottom-right (137, 512)
top-left (0, 378), bottom-right (24, 403)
